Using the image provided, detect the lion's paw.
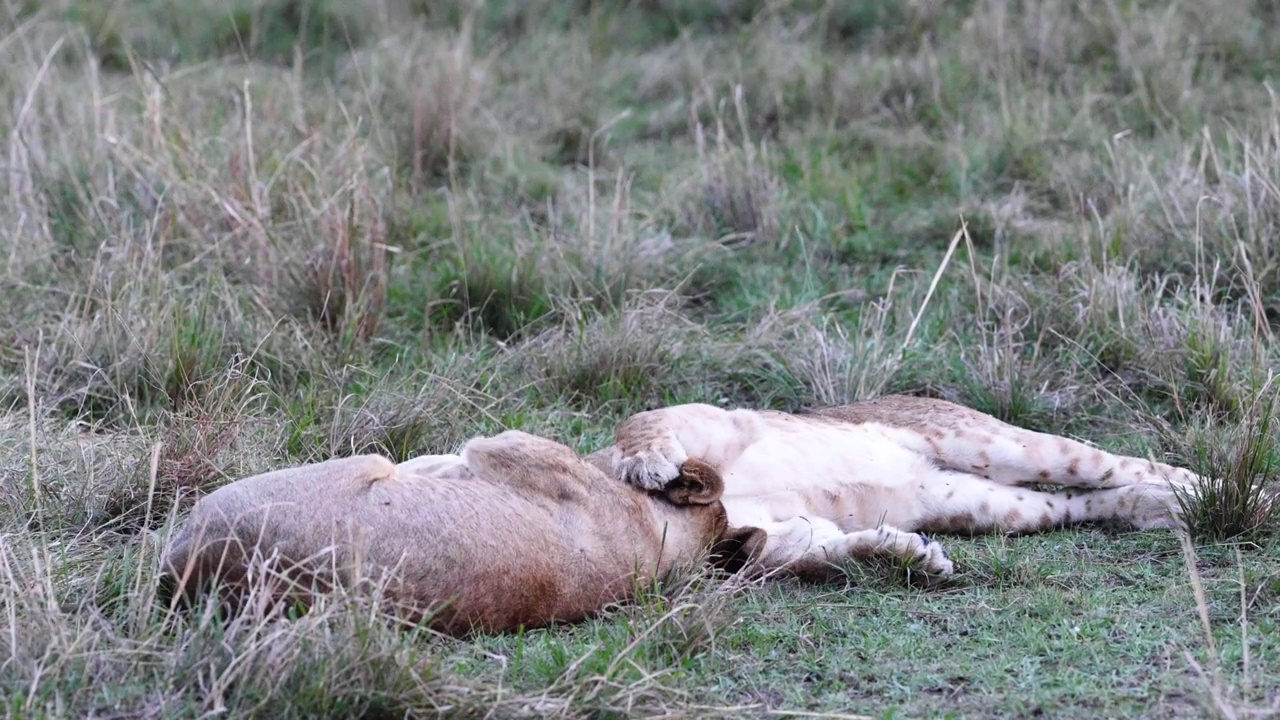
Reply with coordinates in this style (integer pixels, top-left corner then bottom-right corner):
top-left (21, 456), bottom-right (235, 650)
top-left (915, 534), bottom-right (955, 576)
top-left (1124, 484), bottom-right (1186, 530)
top-left (614, 445), bottom-right (688, 491)
top-left (872, 527), bottom-right (955, 576)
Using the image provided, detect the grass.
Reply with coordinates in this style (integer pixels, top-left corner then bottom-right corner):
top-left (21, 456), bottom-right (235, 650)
top-left (3, 0), bottom-right (1280, 716)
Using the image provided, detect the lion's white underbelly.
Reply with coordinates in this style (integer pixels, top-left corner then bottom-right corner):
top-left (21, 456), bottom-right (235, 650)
top-left (715, 422), bottom-right (937, 530)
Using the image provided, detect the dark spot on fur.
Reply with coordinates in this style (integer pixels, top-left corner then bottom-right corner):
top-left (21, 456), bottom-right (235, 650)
top-left (1038, 470), bottom-right (1051, 480)
top-left (1067, 459), bottom-right (1080, 477)
top-left (1045, 500), bottom-right (1055, 509)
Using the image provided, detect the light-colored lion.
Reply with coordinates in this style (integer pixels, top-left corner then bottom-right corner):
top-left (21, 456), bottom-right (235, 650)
top-left (160, 430), bottom-right (764, 636)
top-left (591, 395), bottom-right (1200, 578)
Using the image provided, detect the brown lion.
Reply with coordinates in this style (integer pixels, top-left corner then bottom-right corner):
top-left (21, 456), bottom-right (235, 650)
top-left (160, 430), bottom-right (764, 636)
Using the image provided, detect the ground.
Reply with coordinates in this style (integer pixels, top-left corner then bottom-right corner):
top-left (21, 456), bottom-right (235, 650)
top-left (1, 0), bottom-right (1279, 717)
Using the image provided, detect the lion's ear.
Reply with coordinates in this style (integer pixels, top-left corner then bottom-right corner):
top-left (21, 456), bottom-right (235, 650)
top-left (709, 525), bottom-right (767, 574)
top-left (661, 458), bottom-right (724, 506)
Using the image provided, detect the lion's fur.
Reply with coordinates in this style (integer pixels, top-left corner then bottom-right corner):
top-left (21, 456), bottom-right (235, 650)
top-left (594, 395), bottom-right (1200, 578)
top-left (160, 430), bottom-right (762, 636)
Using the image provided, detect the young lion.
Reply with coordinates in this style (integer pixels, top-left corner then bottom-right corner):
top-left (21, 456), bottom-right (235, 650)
top-left (592, 395), bottom-right (1199, 578)
top-left (160, 430), bottom-right (764, 636)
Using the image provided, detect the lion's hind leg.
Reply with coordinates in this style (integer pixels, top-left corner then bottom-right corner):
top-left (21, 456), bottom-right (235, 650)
top-left (896, 422), bottom-right (1202, 492)
top-left (914, 471), bottom-right (1183, 534)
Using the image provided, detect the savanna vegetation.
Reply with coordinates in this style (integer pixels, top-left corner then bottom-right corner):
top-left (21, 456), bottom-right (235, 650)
top-left (2, 0), bottom-right (1280, 717)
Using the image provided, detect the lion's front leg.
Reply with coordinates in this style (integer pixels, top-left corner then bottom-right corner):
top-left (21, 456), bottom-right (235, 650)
top-left (611, 403), bottom-right (741, 490)
top-left (760, 516), bottom-right (955, 577)
top-left (613, 416), bottom-right (689, 491)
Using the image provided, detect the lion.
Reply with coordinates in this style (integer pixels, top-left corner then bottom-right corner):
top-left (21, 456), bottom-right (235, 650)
top-left (159, 430), bottom-right (766, 636)
top-left (590, 395), bottom-right (1201, 578)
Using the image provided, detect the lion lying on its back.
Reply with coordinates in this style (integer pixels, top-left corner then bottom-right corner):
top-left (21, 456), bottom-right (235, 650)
top-left (161, 430), bottom-right (764, 636)
top-left (591, 395), bottom-right (1199, 578)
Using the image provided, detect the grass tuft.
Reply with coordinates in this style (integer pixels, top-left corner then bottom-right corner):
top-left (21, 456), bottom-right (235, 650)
top-left (354, 28), bottom-right (487, 191)
top-left (101, 356), bottom-right (266, 530)
top-left (671, 87), bottom-right (782, 248)
top-left (291, 185), bottom-right (389, 349)
top-left (523, 291), bottom-right (700, 408)
top-left (1179, 389), bottom-right (1280, 543)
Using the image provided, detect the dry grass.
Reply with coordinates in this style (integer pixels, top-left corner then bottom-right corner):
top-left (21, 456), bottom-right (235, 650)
top-left (2, 0), bottom-right (1280, 716)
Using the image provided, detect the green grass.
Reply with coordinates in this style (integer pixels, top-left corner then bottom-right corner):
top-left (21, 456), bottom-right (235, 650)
top-left (3, 0), bottom-right (1280, 717)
